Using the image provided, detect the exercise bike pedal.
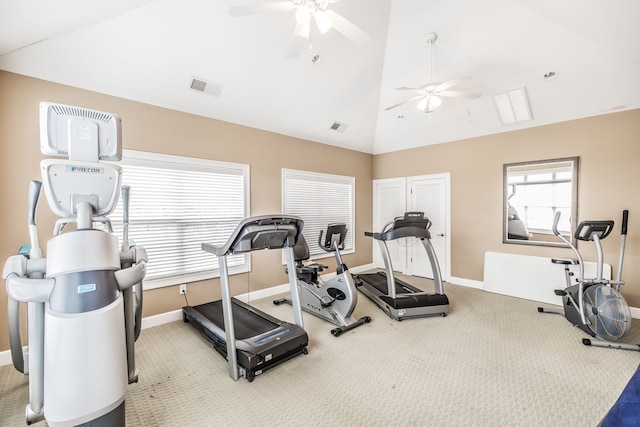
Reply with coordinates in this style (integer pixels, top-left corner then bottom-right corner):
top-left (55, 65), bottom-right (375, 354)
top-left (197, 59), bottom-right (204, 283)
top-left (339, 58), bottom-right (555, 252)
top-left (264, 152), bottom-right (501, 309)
top-left (553, 289), bottom-right (567, 296)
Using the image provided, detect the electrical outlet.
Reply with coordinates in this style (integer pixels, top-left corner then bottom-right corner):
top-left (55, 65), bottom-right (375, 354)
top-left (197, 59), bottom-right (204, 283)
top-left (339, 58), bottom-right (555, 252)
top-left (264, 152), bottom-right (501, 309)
top-left (179, 284), bottom-right (187, 295)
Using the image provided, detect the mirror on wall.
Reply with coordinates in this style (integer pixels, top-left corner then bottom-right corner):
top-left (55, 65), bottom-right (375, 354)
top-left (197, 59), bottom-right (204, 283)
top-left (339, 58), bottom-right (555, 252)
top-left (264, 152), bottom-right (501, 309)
top-left (503, 157), bottom-right (579, 247)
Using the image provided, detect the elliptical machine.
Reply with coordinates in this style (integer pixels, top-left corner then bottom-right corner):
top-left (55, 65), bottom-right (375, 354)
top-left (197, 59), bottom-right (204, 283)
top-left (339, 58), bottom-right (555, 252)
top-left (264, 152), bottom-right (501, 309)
top-left (3, 102), bottom-right (147, 425)
top-left (274, 223), bottom-right (371, 337)
top-left (538, 210), bottom-right (639, 351)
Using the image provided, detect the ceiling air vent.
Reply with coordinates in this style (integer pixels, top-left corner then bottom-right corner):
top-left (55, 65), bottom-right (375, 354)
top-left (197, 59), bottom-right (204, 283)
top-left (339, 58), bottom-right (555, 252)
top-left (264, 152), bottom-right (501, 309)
top-left (492, 87), bottom-right (532, 125)
top-left (189, 76), bottom-right (223, 98)
top-left (329, 121), bottom-right (348, 133)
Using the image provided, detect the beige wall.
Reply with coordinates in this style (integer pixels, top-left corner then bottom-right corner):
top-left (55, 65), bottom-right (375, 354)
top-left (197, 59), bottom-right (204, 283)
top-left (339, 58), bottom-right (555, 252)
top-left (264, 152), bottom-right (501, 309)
top-left (2, 70), bottom-right (639, 354)
top-left (0, 71), bottom-right (374, 352)
top-left (374, 109), bottom-right (640, 306)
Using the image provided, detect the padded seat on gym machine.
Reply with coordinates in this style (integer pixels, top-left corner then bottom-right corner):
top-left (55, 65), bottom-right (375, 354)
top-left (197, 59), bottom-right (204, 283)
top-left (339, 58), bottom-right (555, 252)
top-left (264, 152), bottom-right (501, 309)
top-left (290, 234), bottom-right (327, 285)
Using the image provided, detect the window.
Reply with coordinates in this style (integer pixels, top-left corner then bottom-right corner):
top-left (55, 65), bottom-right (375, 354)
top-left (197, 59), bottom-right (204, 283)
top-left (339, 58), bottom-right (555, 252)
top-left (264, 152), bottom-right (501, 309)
top-left (507, 164), bottom-right (573, 233)
top-left (282, 169), bottom-right (355, 258)
top-left (108, 150), bottom-right (249, 289)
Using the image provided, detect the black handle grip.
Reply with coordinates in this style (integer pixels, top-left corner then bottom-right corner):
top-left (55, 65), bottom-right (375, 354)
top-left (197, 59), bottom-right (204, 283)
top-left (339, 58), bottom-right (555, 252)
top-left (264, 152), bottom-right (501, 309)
top-left (621, 210), bottom-right (628, 235)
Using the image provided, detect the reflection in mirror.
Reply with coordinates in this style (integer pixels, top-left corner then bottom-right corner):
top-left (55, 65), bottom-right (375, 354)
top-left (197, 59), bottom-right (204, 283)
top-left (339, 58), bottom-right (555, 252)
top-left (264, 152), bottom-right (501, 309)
top-left (503, 157), bottom-right (579, 247)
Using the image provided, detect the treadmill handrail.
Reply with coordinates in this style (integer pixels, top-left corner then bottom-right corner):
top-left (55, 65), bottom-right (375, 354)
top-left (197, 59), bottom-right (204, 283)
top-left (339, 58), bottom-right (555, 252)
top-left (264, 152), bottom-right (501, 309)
top-left (202, 215), bottom-right (303, 256)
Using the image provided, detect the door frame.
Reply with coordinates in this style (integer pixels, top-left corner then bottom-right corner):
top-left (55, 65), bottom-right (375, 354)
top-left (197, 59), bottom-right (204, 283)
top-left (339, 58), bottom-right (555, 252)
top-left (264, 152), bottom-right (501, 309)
top-left (372, 173), bottom-right (451, 282)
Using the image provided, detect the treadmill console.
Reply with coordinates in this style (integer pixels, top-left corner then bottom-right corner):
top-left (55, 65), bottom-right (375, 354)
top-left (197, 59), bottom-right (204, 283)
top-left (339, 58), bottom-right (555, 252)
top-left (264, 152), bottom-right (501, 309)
top-left (392, 211), bottom-right (431, 231)
top-left (202, 215), bottom-right (304, 256)
top-left (367, 211), bottom-right (432, 241)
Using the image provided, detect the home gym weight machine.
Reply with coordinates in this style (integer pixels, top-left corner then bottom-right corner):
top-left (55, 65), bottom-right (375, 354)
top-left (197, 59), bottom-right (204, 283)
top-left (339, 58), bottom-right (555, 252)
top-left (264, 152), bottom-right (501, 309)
top-left (273, 223), bottom-right (371, 336)
top-left (355, 212), bottom-right (449, 320)
top-left (183, 215), bottom-right (309, 382)
top-left (538, 210), bottom-right (639, 351)
top-left (3, 102), bottom-right (147, 425)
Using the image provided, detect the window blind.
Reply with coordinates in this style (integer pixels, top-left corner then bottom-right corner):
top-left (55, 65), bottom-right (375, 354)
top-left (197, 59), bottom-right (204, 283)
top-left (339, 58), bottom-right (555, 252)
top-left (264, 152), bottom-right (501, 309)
top-left (282, 169), bottom-right (354, 257)
top-left (108, 151), bottom-right (249, 288)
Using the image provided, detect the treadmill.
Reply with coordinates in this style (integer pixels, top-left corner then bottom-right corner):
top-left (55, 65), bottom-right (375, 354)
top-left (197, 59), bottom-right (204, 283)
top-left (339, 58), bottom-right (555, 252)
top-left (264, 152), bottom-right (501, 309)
top-left (355, 211), bottom-right (449, 321)
top-left (182, 215), bottom-right (308, 382)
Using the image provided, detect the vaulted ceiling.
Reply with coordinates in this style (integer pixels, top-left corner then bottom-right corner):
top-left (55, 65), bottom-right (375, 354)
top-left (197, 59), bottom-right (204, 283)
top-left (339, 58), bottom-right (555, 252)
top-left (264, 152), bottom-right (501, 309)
top-left (1, 0), bottom-right (639, 154)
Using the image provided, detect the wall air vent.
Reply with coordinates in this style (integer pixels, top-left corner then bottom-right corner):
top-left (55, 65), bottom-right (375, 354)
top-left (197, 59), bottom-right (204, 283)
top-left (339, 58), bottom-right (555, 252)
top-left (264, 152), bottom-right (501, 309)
top-left (329, 121), bottom-right (348, 133)
top-left (189, 76), bottom-right (223, 98)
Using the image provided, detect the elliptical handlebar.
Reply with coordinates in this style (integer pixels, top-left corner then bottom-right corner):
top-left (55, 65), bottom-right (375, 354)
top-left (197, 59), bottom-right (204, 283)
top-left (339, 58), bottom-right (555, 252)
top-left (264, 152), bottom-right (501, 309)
top-left (552, 211), bottom-right (586, 286)
top-left (621, 209), bottom-right (629, 236)
top-left (616, 210), bottom-right (629, 283)
top-left (27, 181), bottom-right (43, 260)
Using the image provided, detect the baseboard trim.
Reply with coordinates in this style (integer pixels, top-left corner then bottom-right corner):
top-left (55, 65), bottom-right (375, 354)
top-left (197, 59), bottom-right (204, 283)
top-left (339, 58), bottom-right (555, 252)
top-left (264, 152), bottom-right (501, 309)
top-left (449, 276), bottom-right (483, 289)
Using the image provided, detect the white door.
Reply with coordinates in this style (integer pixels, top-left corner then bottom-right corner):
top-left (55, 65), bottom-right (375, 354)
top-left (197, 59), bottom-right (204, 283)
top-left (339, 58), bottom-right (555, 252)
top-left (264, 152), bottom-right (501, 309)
top-left (372, 178), bottom-right (406, 272)
top-left (407, 174), bottom-right (449, 281)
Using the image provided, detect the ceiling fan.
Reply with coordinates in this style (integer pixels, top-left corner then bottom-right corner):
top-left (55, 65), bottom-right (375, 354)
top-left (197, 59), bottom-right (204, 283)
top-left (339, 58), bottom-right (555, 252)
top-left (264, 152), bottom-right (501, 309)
top-left (386, 33), bottom-right (481, 114)
top-left (229, 0), bottom-right (370, 58)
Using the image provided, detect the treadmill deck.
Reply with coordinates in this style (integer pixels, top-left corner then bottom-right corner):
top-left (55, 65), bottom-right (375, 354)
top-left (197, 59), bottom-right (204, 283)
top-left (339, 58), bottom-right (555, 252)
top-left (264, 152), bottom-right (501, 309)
top-left (356, 272), bottom-right (449, 320)
top-left (183, 298), bottom-right (308, 381)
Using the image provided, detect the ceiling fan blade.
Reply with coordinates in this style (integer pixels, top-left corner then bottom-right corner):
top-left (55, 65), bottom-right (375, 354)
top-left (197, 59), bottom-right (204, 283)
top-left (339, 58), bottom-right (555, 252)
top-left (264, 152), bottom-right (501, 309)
top-left (439, 90), bottom-right (482, 99)
top-left (435, 76), bottom-right (470, 92)
top-left (385, 95), bottom-right (426, 111)
top-left (395, 87), bottom-right (424, 93)
top-left (324, 10), bottom-right (370, 45)
top-left (285, 24), bottom-right (310, 58)
top-left (229, 1), bottom-right (294, 17)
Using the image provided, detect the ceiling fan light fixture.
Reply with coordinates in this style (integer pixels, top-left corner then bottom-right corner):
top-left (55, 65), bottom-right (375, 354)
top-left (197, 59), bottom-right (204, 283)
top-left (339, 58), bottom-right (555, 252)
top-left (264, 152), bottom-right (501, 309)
top-left (417, 95), bottom-right (442, 112)
top-left (315, 10), bottom-right (333, 33)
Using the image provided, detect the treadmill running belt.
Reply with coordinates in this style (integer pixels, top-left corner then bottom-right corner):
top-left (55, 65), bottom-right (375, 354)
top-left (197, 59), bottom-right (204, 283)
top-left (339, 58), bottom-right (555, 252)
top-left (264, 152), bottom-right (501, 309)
top-left (358, 272), bottom-right (417, 295)
top-left (193, 300), bottom-right (278, 340)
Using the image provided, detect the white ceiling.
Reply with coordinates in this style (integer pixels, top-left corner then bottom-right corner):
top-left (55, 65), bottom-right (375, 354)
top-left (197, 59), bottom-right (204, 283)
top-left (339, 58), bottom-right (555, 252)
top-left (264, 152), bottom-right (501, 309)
top-left (1, 0), bottom-right (639, 154)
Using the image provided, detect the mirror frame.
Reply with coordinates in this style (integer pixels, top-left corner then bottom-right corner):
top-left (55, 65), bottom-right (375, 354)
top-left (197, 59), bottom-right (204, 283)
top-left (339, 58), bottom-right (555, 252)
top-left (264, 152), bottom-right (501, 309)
top-left (503, 156), bottom-right (580, 247)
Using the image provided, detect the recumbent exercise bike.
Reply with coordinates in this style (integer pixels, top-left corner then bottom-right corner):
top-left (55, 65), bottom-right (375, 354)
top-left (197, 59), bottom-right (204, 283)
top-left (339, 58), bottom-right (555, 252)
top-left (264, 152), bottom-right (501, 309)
top-left (274, 223), bottom-right (371, 336)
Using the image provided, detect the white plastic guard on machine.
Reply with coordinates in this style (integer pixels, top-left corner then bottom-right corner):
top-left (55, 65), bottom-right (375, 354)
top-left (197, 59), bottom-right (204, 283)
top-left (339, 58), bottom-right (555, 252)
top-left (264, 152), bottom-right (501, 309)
top-left (483, 252), bottom-right (611, 305)
top-left (46, 230), bottom-right (121, 276)
top-left (39, 101), bottom-right (122, 161)
top-left (43, 296), bottom-right (127, 426)
top-left (40, 159), bottom-right (122, 219)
